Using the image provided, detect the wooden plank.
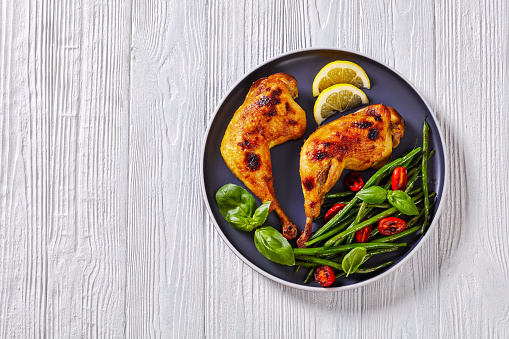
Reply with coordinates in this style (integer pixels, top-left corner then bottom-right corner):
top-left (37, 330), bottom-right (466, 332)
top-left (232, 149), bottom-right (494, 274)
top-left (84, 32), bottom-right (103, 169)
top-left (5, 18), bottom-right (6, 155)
top-left (127, 0), bottom-right (207, 337)
top-left (75, 1), bottom-right (131, 337)
top-left (0, 1), bottom-right (33, 337)
top-left (435, 0), bottom-right (508, 337)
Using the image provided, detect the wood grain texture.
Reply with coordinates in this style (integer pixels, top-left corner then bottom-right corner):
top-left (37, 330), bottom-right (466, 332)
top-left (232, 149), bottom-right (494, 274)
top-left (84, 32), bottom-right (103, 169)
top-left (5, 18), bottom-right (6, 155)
top-left (0, 0), bottom-right (508, 337)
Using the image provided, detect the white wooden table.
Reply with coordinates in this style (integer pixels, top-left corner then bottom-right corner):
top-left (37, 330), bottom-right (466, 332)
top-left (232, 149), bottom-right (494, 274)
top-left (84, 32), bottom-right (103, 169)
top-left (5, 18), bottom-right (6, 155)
top-left (1, 0), bottom-right (507, 337)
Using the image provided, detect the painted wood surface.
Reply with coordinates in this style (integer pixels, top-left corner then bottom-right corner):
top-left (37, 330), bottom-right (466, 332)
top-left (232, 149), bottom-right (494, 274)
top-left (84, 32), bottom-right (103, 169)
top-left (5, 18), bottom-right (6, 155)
top-left (0, 0), bottom-right (507, 337)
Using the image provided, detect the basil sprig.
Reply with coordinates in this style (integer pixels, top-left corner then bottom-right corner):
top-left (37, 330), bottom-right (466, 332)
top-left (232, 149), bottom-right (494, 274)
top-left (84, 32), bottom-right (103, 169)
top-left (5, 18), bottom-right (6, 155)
top-left (356, 185), bottom-right (419, 216)
top-left (356, 186), bottom-right (387, 204)
top-left (387, 190), bottom-right (419, 215)
top-left (342, 247), bottom-right (367, 276)
top-left (254, 227), bottom-right (295, 266)
top-left (216, 184), bottom-right (270, 231)
top-left (215, 183), bottom-right (295, 266)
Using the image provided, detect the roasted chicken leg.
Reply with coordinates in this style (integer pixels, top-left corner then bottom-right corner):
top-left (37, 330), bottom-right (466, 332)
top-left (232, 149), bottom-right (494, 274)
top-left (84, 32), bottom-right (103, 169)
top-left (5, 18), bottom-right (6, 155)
top-left (221, 73), bottom-right (307, 239)
top-left (297, 104), bottom-right (405, 247)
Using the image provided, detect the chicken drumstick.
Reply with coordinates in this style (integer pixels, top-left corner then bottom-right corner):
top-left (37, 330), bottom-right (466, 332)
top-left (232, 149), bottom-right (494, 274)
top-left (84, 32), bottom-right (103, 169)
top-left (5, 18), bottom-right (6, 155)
top-left (221, 73), bottom-right (307, 239)
top-left (297, 104), bottom-right (405, 247)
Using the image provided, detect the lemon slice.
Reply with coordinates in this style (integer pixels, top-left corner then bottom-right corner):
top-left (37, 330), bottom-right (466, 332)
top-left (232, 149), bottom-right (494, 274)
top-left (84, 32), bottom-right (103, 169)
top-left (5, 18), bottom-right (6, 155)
top-left (313, 84), bottom-right (369, 125)
top-left (312, 61), bottom-right (370, 97)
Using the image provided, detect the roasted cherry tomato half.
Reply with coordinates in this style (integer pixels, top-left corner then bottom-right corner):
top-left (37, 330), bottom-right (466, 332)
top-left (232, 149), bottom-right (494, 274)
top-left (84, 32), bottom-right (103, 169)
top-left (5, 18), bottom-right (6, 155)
top-left (355, 224), bottom-right (372, 243)
top-left (314, 265), bottom-right (335, 287)
top-left (345, 171), bottom-right (364, 192)
top-left (378, 217), bottom-right (407, 235)
top-left (324, 203), bottom-right (345, 223)
top-left (391, 167), bottom-right (408, 191)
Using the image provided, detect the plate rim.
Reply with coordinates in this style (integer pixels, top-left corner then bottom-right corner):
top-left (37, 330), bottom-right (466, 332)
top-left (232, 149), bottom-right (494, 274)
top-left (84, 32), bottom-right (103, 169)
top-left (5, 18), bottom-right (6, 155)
top-left (200, 47), bottom-right (449, 292)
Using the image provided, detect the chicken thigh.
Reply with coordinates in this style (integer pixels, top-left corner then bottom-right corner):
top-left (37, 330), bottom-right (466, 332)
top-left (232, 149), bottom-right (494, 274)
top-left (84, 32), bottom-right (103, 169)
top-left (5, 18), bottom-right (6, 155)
top-left (297, 104), bottom-right (405, 247)
top-left (221, 73), bottom-right (307, 239)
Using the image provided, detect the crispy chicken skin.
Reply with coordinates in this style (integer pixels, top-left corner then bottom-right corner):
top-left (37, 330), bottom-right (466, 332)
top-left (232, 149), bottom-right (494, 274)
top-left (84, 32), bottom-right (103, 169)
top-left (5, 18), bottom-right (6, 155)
top-left (297, 104), bottom-right (405, 247)
top-left (221, 73), bottom-right (307, 239)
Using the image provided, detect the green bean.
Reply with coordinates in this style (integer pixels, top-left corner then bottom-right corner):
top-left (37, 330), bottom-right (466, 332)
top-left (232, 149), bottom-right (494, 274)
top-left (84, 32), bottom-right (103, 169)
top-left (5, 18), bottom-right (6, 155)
top-left (410, 150), bottom-right (426, 166)
top-left (329, 153), bottom-right (421, 248)
top-left (407, 207), bottom-right (426, 227)
top-left (320, 202), bottom-right (336, 210)
top-left (303, 267), bottom-right (316, 284)
top-left (376, 174), bottom-right (393, 190)
top-left (325, 201), bottom-right (367, 209)
top-left (333, 237), bottom-right (346, 247)
top-left (324, 191), bottom-right (354, 199)
top-left (401, 154), bottom-right (415, 168)
top-left (352, 201), bottom-right (368, 232)
top-left (297, 256), bottom-right (343, 270)
top-left (399, 147), bottom-right (415, 159)
top-left (299, 247), bottom-right (399, 273)
top-left (306, 213), bottom-right (357, 246)
top-left (377, 147), bottom-right (416, 184)
top-left (369, 227), bottom-right (379, 239)
top-left (407, 187), bottom-right (423, 196)
top-left (383, 150), bottom-right (435, 189)
top-left (300, 267), bottom-right (349, 285)
top-left (368, 203), bottom-right (428, 243)
top-left (315, 201), bottom-right (356, 221)
top-left (310, 197), bottom-right (358, 240)
top-left (296, 262), bottom-right (317, 268)
top-left (361, 248), bottom-right (399, 266)
top-left (356, 261), bottom-right (393, 273)
top-left (404, 167), bottom-right (420, 192)
top-left (343, 201), bottom-right (368, 246)
top-left (325, 192), bottom-right (427, 247)
top-left (314, 210), bottom-right (327, 221)
top-left (346, 202), bottom-right (368, 245)
top-left (408, 154), bottom-right (423, 169)
top-left (335, 272), bottom-right (346, 279)
top-left (379, 149), bottom-right (433, 190)
top-left (367, 203), bottom-right (392, 209)
top-left (400, 191), bottom-right (434, 215)
top-left (310, 148), bottom-right (421, 240)
top-left (415, 192), bottom-right (435, 206)
top-left (371, 226), bottom-right (421, 243)
top-left (364, 247), bottom-right (399, 259)
top-left (364, 147), bottom-right (422, 187)
top-left (368, 197), bottom-right (436, 244)
top-left (320, 201), bottom-right (349, 209)
top-left (294, 243), bottom-right (406, 257)
top-left (325, 207), bottom-right (398, 247)
top-left (421, 119), bottom-right (430, 233)
top-left (407, 149), bottom-right (434, 170)
top-left (335, 206), bottom-right (402, 247)
top-left (299, 249), bottom-right (398, 283)
top-left (324, 203), bottom-right (386, 248)
top-left (402, 200), bottom-right (436, 230)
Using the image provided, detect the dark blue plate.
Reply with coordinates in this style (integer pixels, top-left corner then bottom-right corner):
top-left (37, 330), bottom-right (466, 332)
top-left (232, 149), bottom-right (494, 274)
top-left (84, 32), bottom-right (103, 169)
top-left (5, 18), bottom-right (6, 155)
top-left (201, 48), bottom-right (447, 291)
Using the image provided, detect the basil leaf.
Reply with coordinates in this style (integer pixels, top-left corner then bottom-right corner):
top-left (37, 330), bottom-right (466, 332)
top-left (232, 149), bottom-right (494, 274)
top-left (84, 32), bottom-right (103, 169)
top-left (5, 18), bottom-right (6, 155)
top-left (216, 184), bottom-right (257, 217)
top-left (252, 201), bottom-right (271, 227)
top-left (387, 190), bottom-right (419, 215)
top-left (254, 226), bottom-right (295, 266)
top-left (356, 186), bottom-right (387, 204)
top-left (224, 211), bottom-right (255, 232)
top-left (216, 184), bottom-right (257, 231)
top-left (342, 247), bottom-right (367, 277)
